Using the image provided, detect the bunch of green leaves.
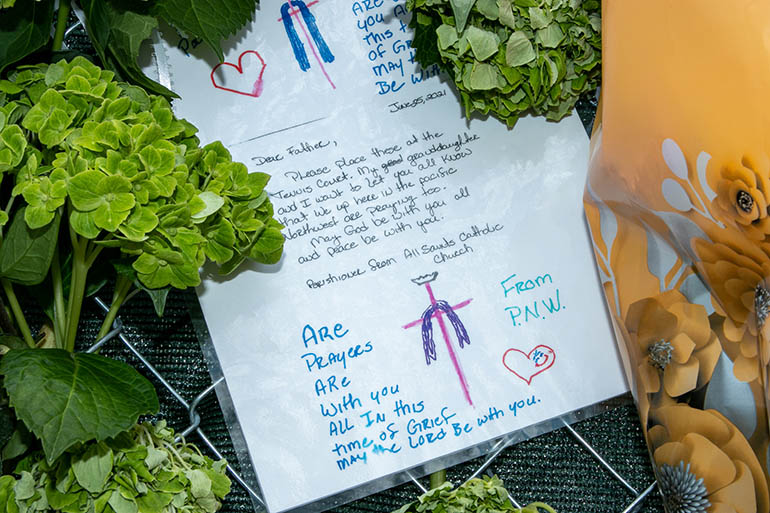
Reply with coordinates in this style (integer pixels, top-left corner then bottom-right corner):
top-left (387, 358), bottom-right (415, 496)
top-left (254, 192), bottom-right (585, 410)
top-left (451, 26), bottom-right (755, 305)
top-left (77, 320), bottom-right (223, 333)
top-left (0, 0), bottom-right (258, 97)
top-left (0, 56), bottom-right (283, 351)
top-left (393, 476), bottom-right (557, 513)
top-left (407, 0), bottom-right (601, 127)
top-left (0, 420), bottom-right (231, 513)
top-left (0, 56), bottom-right (282, 470)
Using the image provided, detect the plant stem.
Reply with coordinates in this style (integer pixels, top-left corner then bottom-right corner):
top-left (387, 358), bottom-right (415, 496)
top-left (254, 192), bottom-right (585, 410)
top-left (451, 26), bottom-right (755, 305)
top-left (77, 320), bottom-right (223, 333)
top-left (51, 245), bottom-right (66, 347)
top-left (1, 279), bottom-right (34, 348)
top-left (64, 233), bottom-right (90, 352)
top-left (96, 274), bottom-right (133, 341)
top-left (51, 0), bottom-right (72, 52)
top-left (429, 470), bottom-right (446, 489)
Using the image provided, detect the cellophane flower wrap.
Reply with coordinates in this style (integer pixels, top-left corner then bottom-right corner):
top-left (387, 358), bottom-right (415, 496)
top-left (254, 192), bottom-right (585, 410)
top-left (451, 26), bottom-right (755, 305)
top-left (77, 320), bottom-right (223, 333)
top-left (584, 2), bottom-right (770, 512)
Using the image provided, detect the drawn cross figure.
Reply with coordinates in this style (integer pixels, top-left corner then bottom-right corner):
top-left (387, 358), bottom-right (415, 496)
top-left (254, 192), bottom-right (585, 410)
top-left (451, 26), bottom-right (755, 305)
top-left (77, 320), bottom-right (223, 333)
top-left (402, 272), bottom-right (475, 406)
top-left (278, 0), bottom-right (336, 88)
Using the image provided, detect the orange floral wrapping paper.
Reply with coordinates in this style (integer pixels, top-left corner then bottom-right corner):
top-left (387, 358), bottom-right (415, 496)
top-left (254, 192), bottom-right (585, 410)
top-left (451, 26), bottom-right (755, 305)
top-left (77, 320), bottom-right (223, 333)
top-left (584, 2), bottom-right (770, 512)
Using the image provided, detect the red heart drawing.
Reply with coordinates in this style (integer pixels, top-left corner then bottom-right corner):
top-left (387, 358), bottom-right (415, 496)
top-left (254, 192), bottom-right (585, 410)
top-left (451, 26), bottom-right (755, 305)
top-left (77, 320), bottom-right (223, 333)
top-left (210, 50), bottom-right (266, 98)
top-left (502, 345), bottom-right (555, 385)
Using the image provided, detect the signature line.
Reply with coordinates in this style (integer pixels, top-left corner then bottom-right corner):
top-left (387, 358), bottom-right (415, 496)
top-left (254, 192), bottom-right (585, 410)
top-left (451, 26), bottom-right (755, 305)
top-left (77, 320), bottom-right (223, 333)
top-left (231, 116), bottom-right (327, 146)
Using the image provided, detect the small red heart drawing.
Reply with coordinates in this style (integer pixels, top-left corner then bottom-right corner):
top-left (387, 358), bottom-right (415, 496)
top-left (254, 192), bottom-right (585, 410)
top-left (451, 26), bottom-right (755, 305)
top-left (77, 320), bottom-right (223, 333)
top-left (502, 345), bottom-right (555, 385)
top-left (210, 50), bottom-right (266, 98)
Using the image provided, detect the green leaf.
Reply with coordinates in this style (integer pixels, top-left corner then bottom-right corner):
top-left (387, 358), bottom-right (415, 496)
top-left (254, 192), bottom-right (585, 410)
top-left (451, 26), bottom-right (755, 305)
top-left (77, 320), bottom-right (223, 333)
top-left (528, 7), bottom-right (552, 29)
top-left (465, 26), bottom-right (499, 61)
top-left (191, 191), bottom-right (224, 220)
top-left (0, 208), bottom-right (60, 286)
top-left (535, 23), bottom-right (564, 48)
top-left (475, 0), bottom-right (498, 20)
top-left (77, 0), bottom-right (111, 65)
top-left (436, 25), bottom-right (458, 51)
top-left (137, 283), bottom-right (170, 317)
top-left (135, 490), bottom-right (173, 513)
top-left (109, 491), bottom-right (138, 513)
top-left (448, 0), bottom-right (476, 33)
top-left (1, 423), bottom-right (32, 462)
top-left (13, 470), bottom-right (34, 500)
top-left (152, 0), bottom-right (257, 62)
top-left (0, 0), bottom-right (55, 73)
top-left (70, 170), bottom-right (107, 211)
top-left (0, 349), bottom-right (159, 463)
top-left (505, 32), bottom-right (535, 66)
top-left (203, 468), bottom-right (230, 499)
top-left (99, 5), bottom-right (178, 99)
top-left (468, 62), bottom-right (501, 90)
top-left (0, 475), bottom-right (19, 513)
top-left (186, 469), bottom-right (211, 499)
top-left (497, 0), bottom-right (516, 28)
top-left (72, 442), bottom-right (113, 493)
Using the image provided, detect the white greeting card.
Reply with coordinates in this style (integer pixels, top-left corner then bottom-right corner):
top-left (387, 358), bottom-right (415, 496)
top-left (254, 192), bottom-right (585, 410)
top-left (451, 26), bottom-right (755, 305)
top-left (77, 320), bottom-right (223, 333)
top-left (161, 1), bottom-right (628, 511)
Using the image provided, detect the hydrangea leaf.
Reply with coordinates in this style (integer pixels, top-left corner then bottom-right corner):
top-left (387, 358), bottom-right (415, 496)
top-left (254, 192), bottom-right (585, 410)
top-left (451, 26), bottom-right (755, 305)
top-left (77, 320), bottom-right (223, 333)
top-left (0, 124), bottom-right (26, 171)
top-left (70, 210), bottom-right (102, 239)
top-left (0, 0), bottom-right (55, 73)
top-left (151, 0), bottom-right (256, 62)
top-left (0, 208), bottom-right (59, 285)
top-left (72, 442), bottom-right (113, 494)
top-left (119, 206), bottom-right (159, 241)
top-left (449, 0), bottom-right (476, 33)
top-left (476, 0), bottom-right (498, 20)
top-left (535, 23), bottom-right (564, 48)
top-left (0, 349), bottom-right (159, 463)
top-left (505, 32), bottom-right (535, 66)
top-left (203, 220), bottom-right (236, 264)
top-left (192, 191), bottom-right (224, 220)
top-left (465, 26), bottom-right (500, 61)
top-left (469, 62), bottom-right (502, 90)
top-left (528, 7), bottom-right (551, 28)
top-left (69, 170), bottom-right (107, 211)
top-left (437, 25), bottom-right (459, 50)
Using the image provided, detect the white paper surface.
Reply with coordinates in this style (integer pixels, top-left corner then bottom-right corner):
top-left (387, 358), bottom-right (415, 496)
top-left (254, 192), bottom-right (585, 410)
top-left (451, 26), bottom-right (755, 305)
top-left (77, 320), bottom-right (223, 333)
top-left (161, 1), bottom-right (628, 511)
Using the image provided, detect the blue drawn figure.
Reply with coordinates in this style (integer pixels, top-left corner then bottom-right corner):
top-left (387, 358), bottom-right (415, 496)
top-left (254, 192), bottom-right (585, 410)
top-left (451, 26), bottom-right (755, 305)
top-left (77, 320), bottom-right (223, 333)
top-left (420, 300), bottom-right (471, 365)
top-left (403, 272), bottom-right (475, 406)
top-left (280, 0), bottom-right (335, 72)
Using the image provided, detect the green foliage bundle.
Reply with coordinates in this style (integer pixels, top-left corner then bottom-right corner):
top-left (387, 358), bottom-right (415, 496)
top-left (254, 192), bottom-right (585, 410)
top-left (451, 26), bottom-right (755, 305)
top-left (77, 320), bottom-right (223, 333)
top-left (0, 421), bottom-right (231, 513)
top-left (0, 0), bottom-right (259, 97)
top-left (0, 56), bottom-right (283, 504)
top-left (0, 56), bottom-right (282, 351)
top-left (393, 476), bottom-right (557, 513)
top-left (407, 0), bottom-right (601, 127)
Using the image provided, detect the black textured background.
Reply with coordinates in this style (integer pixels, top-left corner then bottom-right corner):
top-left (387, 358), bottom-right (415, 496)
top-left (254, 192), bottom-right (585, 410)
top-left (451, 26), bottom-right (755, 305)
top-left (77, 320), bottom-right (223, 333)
top-left (56, 22), bottom-right (664, 513)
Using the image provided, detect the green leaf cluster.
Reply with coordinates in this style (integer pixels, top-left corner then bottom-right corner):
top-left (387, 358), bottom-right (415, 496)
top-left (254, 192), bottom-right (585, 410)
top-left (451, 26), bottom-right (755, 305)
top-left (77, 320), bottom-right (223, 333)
top-left (0, 420), bottom-right (231, 513)
top-left (0, 0), bottom-right (259, 98)
top-left (2, 56), bottom-right (283, 293)
top-left (407, 0), bottom-right (601, 127)
top-left (393, 476), bottom-right (557, 513)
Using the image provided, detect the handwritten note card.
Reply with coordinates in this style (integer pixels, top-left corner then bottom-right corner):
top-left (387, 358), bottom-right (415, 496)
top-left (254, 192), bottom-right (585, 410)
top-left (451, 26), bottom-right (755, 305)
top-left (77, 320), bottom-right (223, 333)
top-left (162, 1), bottom-right (628, 511)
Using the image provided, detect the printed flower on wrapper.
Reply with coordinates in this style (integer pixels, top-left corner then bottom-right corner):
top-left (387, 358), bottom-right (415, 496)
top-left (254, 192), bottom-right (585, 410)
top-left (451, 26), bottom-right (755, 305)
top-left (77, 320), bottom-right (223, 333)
top-left (624, 290), bottom-right (720, 398)
top-left (693, 234), bottom-right (770, 381)
top-left (713, 154), bottom-right (770, 240)
top-left (649, 404), bottom-right (769, 513)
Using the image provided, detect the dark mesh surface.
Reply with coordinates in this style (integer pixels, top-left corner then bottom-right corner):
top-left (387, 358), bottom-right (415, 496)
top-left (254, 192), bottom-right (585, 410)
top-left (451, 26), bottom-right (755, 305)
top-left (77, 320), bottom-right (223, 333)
top-left (53, 22), bottom-right (663, 513)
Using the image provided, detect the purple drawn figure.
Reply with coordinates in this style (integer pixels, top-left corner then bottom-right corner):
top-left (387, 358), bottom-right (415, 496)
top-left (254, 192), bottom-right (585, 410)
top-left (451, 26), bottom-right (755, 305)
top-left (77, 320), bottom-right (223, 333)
top-left (279, 0), bottom-right (336, 88)
top-left (402, 272), bottom-right (475, 406)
